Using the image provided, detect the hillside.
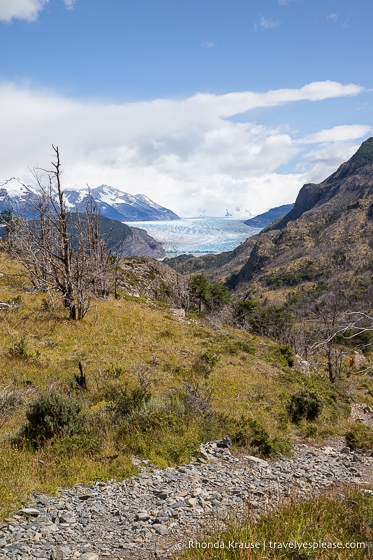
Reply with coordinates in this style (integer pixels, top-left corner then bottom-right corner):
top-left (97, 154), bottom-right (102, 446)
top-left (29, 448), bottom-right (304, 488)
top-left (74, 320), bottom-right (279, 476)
top-left (0, 231), bottom-right (372, 559)
top-left (227, 137), bottom-right (373, 295)
top-left (1, 249), bottom-right (370, 521)
top-left (166, 138), bottom-right (373, 300)
top-left (0, 214), bottom-right (166, 259)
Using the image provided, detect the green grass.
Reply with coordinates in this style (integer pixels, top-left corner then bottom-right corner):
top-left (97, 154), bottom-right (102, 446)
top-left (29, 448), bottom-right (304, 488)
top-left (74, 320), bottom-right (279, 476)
top-left (0, 251), bottom-right (371, 520)
top-left (178, 488), bottom-right (373, 559)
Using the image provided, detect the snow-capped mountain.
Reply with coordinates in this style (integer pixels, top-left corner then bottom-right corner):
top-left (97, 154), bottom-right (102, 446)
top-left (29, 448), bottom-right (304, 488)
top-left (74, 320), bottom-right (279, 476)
top-left (0, 179), bottom-right (179, 222)
top-left (0, 178), bottom-right (40, 218)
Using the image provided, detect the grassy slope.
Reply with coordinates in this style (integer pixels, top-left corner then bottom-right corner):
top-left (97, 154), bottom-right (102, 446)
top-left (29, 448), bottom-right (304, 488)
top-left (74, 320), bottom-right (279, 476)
top-left (0, 252), bottom-right (370, 520)
top-left (179, 488), bottom-right (373, 559)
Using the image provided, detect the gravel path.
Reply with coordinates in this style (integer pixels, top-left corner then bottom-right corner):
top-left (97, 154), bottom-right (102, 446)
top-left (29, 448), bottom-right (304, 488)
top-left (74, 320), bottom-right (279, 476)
top-left (0, 438), bottom-right (372, 560)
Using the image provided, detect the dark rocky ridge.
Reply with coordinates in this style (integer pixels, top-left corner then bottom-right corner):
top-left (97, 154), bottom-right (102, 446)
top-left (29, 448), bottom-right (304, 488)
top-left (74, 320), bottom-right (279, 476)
top-left (244, 204), bottom-right (294, 229)
top-left (228, 137), bottom-right (373, 291)
top-left (119, 227), bottom-right (165, 259)
top-left (267, 137), bottom-right (373, 232)
top-left (0, 212), bottom-right (166, 260)
top-left (166, 137), bottom-right (373, 297)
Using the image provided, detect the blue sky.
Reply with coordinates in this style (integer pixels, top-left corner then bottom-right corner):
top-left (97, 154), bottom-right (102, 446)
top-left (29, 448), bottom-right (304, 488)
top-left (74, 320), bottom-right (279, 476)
top-left (0, 0), bottom-right (372, 216)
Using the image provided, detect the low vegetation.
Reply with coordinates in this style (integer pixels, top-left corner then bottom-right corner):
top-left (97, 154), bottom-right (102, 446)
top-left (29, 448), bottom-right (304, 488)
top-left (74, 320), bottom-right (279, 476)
top-left (2, 144), bottom-right (373, 557)
top-left (178, 488), bottom-right (373, 559)
top-left (346, 424), bottom-right (373, 454)
top-left (0, 249), bottom-right (364, 520)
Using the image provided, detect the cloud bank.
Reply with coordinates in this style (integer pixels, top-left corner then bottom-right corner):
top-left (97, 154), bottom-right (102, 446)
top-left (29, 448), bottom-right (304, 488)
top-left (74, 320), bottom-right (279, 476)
top-left (0, 0), bottom-right (48, 22)
top-left (0, 81), bottom-right (369, 217)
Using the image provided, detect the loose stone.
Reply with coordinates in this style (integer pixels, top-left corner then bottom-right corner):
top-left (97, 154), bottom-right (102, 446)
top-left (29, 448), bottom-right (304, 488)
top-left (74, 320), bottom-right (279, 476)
top-left (0, 439), bottom-right (371, 560)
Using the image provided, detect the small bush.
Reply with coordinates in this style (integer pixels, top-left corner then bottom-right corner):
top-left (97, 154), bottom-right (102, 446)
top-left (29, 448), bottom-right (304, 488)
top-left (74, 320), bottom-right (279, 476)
top-left (346, 423), bottom-right (373, 453)
top-left (231, 416), bottom-right (292, 457)
top-left (248, 305), bottom-right (294, 343)
top-left (191, 361), bottom-right (211, 379)
top-left (191, 351), bottom-right (220, 379)
top-left (278, 344), bottom-right (295, 367)
top-left (21, 391), bottom-right (84, 446)
top-left (102, 382), bottom-right (151, 419)
top-left (200, 351), bottom-right (220, 367)
top-left (178, 382), bottom-right (214, 416)
top-left (9, 336), bottom-right (29, 359)
top-left (287, 389), bottom-right (323, 423)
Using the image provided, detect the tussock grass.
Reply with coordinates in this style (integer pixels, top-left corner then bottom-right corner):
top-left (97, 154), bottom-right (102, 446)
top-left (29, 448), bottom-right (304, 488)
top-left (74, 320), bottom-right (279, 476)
top-left (0, 252), bottom-right (367, 520)
top-left (0, 438), bottom-right (135, 519)
top-left (178, 488), bottom-right (373, 559)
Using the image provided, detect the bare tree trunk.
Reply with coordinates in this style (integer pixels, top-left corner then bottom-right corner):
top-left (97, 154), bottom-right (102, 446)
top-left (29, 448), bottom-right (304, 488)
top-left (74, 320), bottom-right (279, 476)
top-left (6, 146), bottom-right (110, 320)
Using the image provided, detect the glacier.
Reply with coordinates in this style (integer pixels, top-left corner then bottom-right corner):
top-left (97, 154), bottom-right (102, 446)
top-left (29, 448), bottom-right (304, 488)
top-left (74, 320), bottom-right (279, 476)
top-left (123, 217), bottom-right (260, 256)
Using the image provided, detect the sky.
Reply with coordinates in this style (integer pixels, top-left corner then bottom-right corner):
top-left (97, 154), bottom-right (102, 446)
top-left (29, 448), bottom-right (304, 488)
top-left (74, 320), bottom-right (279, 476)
top-left (0, 0), bottom-right (372, 217)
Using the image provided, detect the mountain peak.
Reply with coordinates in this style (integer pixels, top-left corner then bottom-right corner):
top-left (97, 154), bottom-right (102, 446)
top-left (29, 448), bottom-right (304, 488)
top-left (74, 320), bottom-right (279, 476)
top-left (0, 177), bottom-right (35, 197)
top-left (347, 136), bottom-right (373, 171)
top-left (0, 180), bottom-right (179, 222)
top-left (267, 136), bottom-right (373, 231)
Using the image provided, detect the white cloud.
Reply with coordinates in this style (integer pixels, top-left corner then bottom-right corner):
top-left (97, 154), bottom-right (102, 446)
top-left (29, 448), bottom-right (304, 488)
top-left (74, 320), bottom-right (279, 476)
top-left (0, 0), bottom-right (75, 22)
top-left (0, 81), bottom-right (367, 217)
top-left (260, 16), bottom-right (281, 29)
top-left (0, 0), bottom-right (48, 22)
top-left (297, 142), bottom-right (361, 184)
top-left (327, 13), bottom-right (338, 21)
top-left (201, 41), bottom-right (216, 49)
top-left (301, 125), bottom-right (372, 144)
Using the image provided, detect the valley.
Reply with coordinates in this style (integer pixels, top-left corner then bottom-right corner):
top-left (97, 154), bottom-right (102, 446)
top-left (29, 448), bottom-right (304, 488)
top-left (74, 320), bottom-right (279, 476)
top-left (1, 139), bottom-right (373, 558)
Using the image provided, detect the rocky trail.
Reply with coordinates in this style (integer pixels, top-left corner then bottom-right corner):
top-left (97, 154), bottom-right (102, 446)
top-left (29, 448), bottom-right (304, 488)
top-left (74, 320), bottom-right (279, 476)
top-left (1, 434), bottom-right (372, 560)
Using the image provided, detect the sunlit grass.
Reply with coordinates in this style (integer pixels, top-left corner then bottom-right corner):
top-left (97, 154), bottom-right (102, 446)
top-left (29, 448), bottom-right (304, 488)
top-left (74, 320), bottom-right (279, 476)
top-left (178, 488), bottom-right (373, 559)
top-left (0, 251), bottom-right (368, 520)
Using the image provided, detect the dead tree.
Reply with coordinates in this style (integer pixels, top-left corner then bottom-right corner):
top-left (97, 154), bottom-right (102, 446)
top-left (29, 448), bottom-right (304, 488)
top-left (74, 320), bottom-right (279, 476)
top-left (7, 146), bottom-right (111, 319)
top-left (308, 287), bottom-right (350, 383)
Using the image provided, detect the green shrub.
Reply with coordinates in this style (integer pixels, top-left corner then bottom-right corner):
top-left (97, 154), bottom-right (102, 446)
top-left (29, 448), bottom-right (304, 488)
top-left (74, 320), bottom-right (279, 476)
top-left (115, 392), bottom-right (223, 465)
top-left (278, 344), bottom-right (295, 367)
top-left (231, 416), bottom-right (292, 457)
top-left (238, 299), bottom-right (261, 312)
top-left (9, 336), bottom-right (29, 359)
top-left (200, 351), bottom-right (220, 367)
top-left (102, 382), bottom-right (151, 419)
top-left (191, 361), bottom-right (211, 379)
top-left (346, 423), bottom-right (373, 453)
top-left (191, 351), bottom-right (220, 379)
top-left (190, 273), bottom-right (230, 312)
top-left (21, 391), bottom-right (84, 446)
top-left (287, 389), bottom-right (323, 423)
top-left (248, 305), bottom-right (294, 343)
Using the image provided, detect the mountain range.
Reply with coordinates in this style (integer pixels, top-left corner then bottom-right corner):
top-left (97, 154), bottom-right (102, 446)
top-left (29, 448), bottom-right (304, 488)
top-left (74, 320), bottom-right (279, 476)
top-left (0, 179), bottom-right (179, 222)
top-left (0, 179), bottom-right (170, 258)
top-left (166, 137), bottom-right (373, 304)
